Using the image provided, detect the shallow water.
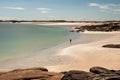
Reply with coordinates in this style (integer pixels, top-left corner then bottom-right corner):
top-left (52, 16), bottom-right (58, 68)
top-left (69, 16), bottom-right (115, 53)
top-left (0, 23), bottom-right (77, 61)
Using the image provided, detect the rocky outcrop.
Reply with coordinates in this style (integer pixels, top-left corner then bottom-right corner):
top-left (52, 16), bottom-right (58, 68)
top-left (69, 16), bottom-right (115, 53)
top-left (0, 67), bottom-right (63, 80)
top-left (73, 23), bottom-right (120, 32)
top-left (61, 67), bottom-right (120, 80)
top-left (103, 44), bottom-right (120, 48)
top-left (90, 67), bottom-right (112, 74)
top-left (61, 70), bottom-right (95, 80)
top-left (0, 67), bottom-right (119, 80)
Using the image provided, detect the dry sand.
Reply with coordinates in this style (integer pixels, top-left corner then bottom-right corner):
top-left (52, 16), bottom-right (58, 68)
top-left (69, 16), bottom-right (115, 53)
top-left (47, 32), bottom-right (120, 72)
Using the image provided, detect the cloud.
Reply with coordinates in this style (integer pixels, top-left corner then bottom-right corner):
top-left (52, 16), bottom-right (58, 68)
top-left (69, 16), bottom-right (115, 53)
top-left (4, 7), bottom-right (25, 10)
top-left (108, 4), bottom-right (120, 7)
top-left (37, 8), bottom-right (51, 13)
top-left (88, 3), bottom-right (120, 14)
top-left (99, 5), bottom-right (109, 9)
top-left (88, 3), bottom-right (99, 7)
top-left (88, 3), bottom-right (109, 9)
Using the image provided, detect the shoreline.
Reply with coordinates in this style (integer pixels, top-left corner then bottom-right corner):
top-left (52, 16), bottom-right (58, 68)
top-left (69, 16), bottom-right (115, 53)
top-left (0, 32), bottom-right (119, 72)
top-left (55, 32), bottom-right (120, 72)
top-left (0, 23), bottom-right (79, 71)
top-left (0, 22), bottom-right (120, 72)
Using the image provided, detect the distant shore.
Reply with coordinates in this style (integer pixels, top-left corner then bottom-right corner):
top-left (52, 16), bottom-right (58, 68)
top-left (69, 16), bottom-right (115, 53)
top-left (0, 21), bottom-right (106, 26)
top-left (0, 22), bottom-right (119, 72)
top-left (20, 21), bottom-right (104, 27)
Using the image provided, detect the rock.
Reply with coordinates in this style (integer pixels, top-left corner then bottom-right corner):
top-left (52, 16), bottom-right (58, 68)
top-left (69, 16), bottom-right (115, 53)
top-left (114, 70), bottom-right (120, 75)
top-left (48, 73), bottom-right (64, 80)
top-left (106, 76), bottom-right (120, 80)
top-left (61, 70), bottom-right (95, 80)
top-left (0, 67), bottom-right (55, 80)
top-left (102, 44), bottom-right (120, 48)
top-left (90, 67), bottom-right (120, 80)
top-left (0, 72), bottom-right (6, 75)
top-left (0, 67), bottom-right (120, 80)
top-left (11, 67), bottom-right (48, 72)
top-left (74, 23), bottom-right (120, 32)
top-left (62, 67), bottom-right (120, 80)
top-left (90, 67), bottom-right (112, 74)
top-left (60, 71), bottom-right (67, 74)
top-left (69, 30), bottom-right (75, 32)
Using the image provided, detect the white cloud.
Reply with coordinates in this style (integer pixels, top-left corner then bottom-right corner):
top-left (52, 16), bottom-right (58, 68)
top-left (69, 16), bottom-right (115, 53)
top-left (108, 4), bottom-right (120, 7)
top-left (37, 8), bottom-right (51, 13)
top-left (88, 3), bottom-right (120, 14)
top-left (88, 3), bottom-right (109, 9)
top-left (88, 3), bottom-right (99, 7)
top-left (4, 7), bottom-right (25, 10)
top-left (99, 5), bottom-right (109, 9)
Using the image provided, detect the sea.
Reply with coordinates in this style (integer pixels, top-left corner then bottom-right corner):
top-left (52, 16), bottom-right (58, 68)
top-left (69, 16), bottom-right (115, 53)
top-left (0, 23), bottom-right (77, 61)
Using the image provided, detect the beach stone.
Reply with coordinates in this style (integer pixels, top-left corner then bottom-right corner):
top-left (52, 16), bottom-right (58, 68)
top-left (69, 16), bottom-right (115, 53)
top-left (11, 67), bottom-right (48, 72)
top-left (0, 67), bottom-right (54, 80)
top-left (106, 76), bottom-right (120, 80)
top-left (48, 73), bottom-right (64, 80)
top-left (90, 67), bottom-right (112, 74)
top-left (0, 67), bottom-right (120, 80)
top-left (114, 70), bottom-right (120, 75)
top-left (90, 67), bottom-right (120, 80)
top-left (61, 70), bottom-right (94, 80)
top-left (102, 44), bottom-right (120, 48)
top-left (61, 67), bottom-right (120, 80)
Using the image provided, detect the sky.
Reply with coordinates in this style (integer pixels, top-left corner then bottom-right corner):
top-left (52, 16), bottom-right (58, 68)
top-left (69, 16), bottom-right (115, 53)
top-left (0, 0), bottom-right (120, 21)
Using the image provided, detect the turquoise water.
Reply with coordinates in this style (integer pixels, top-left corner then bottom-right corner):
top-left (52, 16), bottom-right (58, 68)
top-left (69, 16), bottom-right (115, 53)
top-left (0, 23), bottom-right (76, 61)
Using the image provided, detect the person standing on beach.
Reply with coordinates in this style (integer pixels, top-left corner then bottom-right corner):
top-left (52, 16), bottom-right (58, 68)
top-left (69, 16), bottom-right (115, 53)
top-left (70, 38), bottom-right (72, 44)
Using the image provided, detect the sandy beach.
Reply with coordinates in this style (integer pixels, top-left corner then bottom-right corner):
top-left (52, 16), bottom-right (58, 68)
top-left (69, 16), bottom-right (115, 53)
top-left (41, 22), bottom-right (120, 72)
top-left (48, 32), bottom-right (120, 72)
top-left (0, 22), bottom-right (120, 72)
top-left (0, 0), bottom-right (119, 79)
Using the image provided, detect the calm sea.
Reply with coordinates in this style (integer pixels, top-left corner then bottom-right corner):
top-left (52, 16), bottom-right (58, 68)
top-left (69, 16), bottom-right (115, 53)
top-left (0, 23), bottom-right (77, 61)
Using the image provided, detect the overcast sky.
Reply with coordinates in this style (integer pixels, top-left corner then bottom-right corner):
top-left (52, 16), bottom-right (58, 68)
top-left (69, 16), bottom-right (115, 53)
top-left (0, 0), bottom-right (120, 21)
